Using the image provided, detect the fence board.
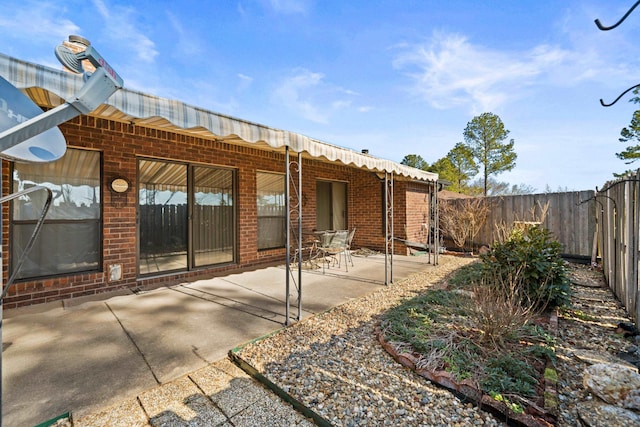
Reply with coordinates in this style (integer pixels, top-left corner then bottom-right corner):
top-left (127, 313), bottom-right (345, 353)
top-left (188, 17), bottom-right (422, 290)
top-left (140, 204), bottom-right (234, 255)
top-left (444, 191), bottom-right (595, 257)
top-left (598, 170), bottom-right (640, 327)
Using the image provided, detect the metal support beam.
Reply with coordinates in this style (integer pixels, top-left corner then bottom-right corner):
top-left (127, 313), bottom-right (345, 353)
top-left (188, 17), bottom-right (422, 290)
top-left (433, 182), bottom-right (439, 265)
top-left (284, 147), bottom-right (303, 325)
top-left (427, 181), bottom-right (432, 265)
top-left (285, 147), bottom-right (291, 324)
top-left (295, 152), bottom-right (302, 319)
top-left (384, 172), bottom-right (394, 285)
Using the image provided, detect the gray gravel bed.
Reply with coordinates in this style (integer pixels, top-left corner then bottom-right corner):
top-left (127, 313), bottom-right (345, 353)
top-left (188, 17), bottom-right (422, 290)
top-left (554, 264), bottom-right (637, 426)
top-left (237, 256), bottom-right (638, 427)
top-left (238, 255), bottom-right (505, 426)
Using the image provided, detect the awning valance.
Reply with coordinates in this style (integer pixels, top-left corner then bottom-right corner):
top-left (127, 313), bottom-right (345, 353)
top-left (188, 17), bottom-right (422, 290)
top-left (0, 53), bottom-right (438, 182)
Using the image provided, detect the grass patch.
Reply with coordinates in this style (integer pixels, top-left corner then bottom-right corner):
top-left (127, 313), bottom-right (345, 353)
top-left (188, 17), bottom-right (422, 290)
top-left (560, 308), bottom-right (596, 322)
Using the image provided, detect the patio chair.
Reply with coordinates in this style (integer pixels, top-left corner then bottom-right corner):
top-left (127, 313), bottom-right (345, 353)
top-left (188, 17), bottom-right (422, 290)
top-left (345, 227), bottom-right (356, 267)
top-left (289, 231), bottom-right (322, 269)
top-left (317, 230), bottom-right (349, 273)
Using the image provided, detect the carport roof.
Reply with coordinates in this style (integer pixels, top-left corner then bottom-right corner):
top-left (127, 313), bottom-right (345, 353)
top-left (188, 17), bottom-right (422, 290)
top-left (0, 53), bottom-right (438, 183)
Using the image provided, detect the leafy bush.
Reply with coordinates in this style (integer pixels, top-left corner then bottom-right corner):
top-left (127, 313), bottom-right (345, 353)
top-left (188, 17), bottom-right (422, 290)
top-left (481, 354), bottom-right (538, 397)
top-left (481, 225), bottom-right (571, 308)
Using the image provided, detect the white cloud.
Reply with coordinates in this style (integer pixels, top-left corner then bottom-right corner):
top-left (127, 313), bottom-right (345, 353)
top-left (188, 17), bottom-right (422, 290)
top-left (552, 6), bottom-right (640, 87)
top-left (393, 32), bottom-right (569, 112)
top-left (92, 0), bottom-right (158, 63)
top-left (166, 11), bottom-right (203, 58)
top-left (271, 68), bottom-right (354, 124)
top-left (0, 0), bottom-right (80, 41)
top-left (267, 0), bottom-right (312, 14)
top-left (237, 73), bottom-right (253, 91)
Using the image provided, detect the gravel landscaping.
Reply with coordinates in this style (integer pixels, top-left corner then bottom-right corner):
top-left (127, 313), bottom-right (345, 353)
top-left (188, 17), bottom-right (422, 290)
top-left (235, 254), bottom-right (639, 426)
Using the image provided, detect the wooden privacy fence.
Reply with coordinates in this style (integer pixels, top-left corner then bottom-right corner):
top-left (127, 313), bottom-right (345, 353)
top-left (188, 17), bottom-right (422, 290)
top-left (597, 171), bottom-right (640, 326)
top-left (442, 190), bottom-right (596, 258)
top-left (139, 204), bottom-right (234, 255)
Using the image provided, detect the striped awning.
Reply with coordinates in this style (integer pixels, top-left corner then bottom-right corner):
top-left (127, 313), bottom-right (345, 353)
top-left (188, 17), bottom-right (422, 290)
top-left (0, 53), bottom-right (438, 183)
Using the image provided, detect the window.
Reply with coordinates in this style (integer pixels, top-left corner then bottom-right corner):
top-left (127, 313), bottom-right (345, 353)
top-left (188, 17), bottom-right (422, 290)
top-left (11, 148), bottom-right (101, 279)
top-left (257, 172), bottom-right (286, 249)
top-left (316, 180), bottom-right (347, 230)
top-left (138, 159), bottom-right (235, 275)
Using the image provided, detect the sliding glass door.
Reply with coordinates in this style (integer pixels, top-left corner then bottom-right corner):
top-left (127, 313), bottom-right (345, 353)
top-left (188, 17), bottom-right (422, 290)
top-left (139, 160), bottom-right (188, 275)
top-left (193, 167), bottom-right (234, 266)
top-left (138, 159), bottom-right (235, 276)
top-left (316, 180), bottom-right (347, 231)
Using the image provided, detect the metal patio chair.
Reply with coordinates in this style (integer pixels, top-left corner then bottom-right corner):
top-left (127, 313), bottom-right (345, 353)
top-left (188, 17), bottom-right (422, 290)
top-left (345, 227), bottom-right (356, 267)
top-left (318, 229), bottom-right (349, 273)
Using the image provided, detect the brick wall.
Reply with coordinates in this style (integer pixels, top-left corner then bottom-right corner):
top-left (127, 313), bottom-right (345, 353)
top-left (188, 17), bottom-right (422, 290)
top-left (1, 115), bottom-right (414, 308)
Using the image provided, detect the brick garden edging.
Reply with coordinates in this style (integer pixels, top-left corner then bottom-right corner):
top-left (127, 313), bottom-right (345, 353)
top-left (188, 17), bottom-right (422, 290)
top-left (375, 311), bottom-right (559, 427)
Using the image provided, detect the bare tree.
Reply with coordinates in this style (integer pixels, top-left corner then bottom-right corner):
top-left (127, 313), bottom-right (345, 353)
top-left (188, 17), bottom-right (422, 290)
top-left (439, 197), bottom-right (491, 252)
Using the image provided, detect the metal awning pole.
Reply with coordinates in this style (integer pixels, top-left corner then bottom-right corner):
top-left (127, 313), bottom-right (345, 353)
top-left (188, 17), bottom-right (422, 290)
top-left (384, 173), bottom-right (388, 285)
top-left (384, 173), bottom-right (390, 285)
top-left (285, 146), bottom-right (291, 325)
top-left (390, 173), bottom-right (394, 284)
top-left (296, 152), bottom-right (302, 321)
top-left (434, 182), bottom-right (439, 265)
top-left (1, 166), bottom-right (3, 427)
top-left (427, 181), bottom-right (432, 264)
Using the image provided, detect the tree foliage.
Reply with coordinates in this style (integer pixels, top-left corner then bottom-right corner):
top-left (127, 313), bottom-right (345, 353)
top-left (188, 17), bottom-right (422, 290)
top-left (429, 157), bottom-right (457, 184)
top-left (463, 112), bottom-right (517, 196)
top-left (447, 142), bottom-right (478, 192)
top-left (400, 154), bottom-right (429, 170)
top-left (617, 108), bottom-right (640, 164)
top-left (467, 178), bottom-right (536, 196)
top-left (424, 143), bottom-right (478, 193)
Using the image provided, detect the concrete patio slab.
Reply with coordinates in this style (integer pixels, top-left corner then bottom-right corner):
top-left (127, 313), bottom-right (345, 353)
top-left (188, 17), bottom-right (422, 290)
top-left (2, 301), bottom-right (156, 427)
top-left (2, 253), bottom-right (438, 426)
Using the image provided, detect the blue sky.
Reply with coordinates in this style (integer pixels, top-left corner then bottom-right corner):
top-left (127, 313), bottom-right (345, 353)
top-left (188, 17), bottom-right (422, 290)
top-left (1, 0), bottom-right (639, 192)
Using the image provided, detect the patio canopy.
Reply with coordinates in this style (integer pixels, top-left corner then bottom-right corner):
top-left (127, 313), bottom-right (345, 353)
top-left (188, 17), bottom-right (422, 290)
top-left (0, 53), bottom-right (437, 183)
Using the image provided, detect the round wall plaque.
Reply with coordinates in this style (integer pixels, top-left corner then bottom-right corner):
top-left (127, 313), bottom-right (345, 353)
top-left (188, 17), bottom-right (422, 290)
top-left (110, 178), bottom-right (129, 193)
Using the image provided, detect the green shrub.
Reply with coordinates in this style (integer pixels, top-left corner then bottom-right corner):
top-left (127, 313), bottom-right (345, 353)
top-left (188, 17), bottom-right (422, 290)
top-left (481, 225), bottom-right (571, 308)
top-left (481, 354), bottom-right (538, 397)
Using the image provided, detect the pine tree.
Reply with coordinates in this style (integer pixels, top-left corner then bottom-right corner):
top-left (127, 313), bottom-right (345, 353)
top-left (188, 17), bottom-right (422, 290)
top-left (462, 112), bottom-right (517, 196)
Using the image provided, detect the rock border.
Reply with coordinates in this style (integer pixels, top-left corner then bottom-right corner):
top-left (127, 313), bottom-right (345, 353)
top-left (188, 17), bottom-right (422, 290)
top-left (375, 310), bottom-right (559, 427)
